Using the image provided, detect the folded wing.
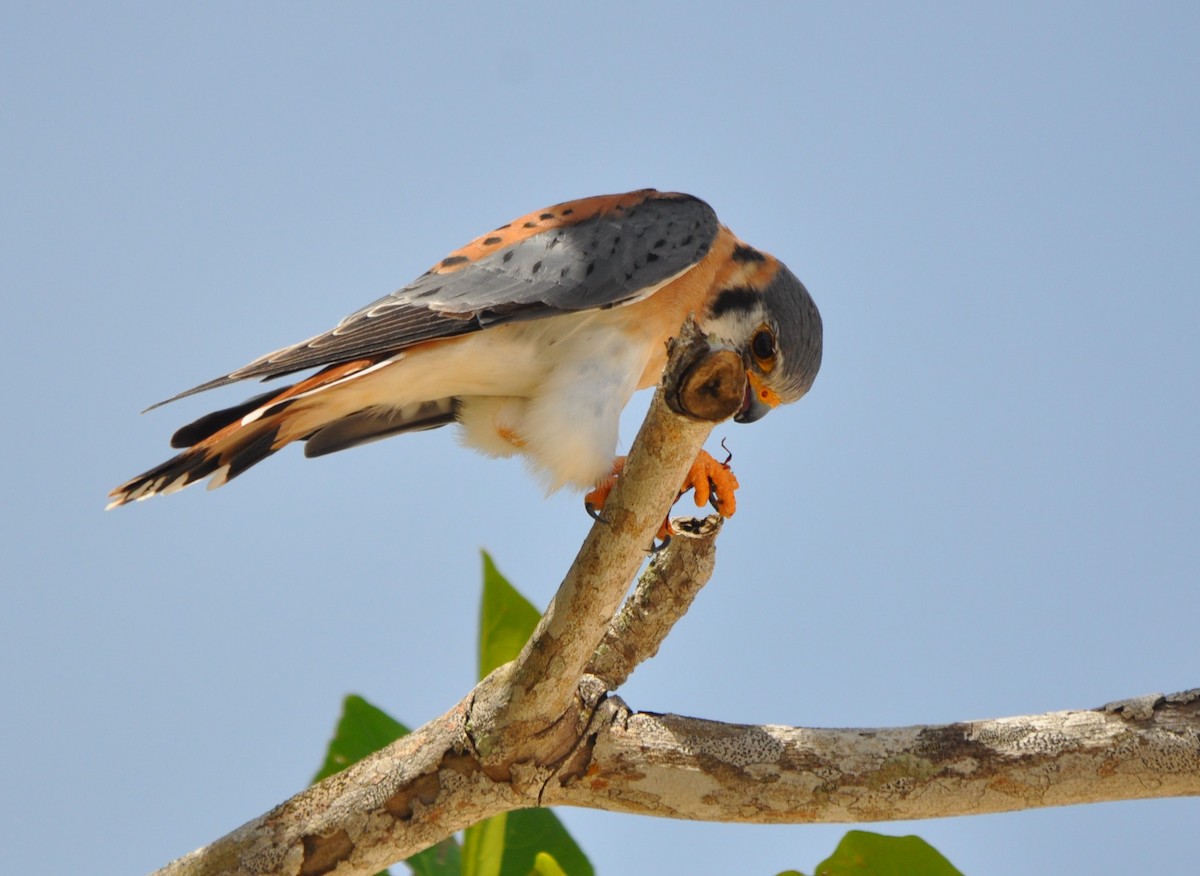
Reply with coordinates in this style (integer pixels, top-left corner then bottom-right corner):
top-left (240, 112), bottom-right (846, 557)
top-left (151, 190), bottom-right (719, 407)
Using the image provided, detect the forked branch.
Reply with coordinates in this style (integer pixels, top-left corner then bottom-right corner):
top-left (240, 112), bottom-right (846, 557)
top-left (148, 326), bottom-right (1200, 876)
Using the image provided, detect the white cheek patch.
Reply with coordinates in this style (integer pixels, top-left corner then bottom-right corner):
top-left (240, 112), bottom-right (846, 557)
top-left (702, 310), bottom-right (762, 349)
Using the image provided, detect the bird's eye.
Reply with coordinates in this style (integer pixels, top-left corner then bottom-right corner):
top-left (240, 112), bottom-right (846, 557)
top-left (751, 326), bottom-right (776, 366)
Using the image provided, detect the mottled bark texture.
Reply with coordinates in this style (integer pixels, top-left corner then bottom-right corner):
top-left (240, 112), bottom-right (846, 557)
top-left (544, 690), bottom-right (1200, 821)
top-left (149, 326), bottom-right (1200, 876)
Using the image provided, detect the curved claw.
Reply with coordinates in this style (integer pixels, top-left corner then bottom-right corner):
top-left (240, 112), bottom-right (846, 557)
top-left (650, 532), bottom-right (672, 552)
top-left (583, 456), bottom-right (626, 524)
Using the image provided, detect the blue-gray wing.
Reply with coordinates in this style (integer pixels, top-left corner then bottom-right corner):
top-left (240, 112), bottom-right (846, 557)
top-left (157, 190), bottom-right (718, 406)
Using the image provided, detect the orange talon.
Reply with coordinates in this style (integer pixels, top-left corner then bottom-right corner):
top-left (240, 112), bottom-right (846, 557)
top-left (583, 449), bottom-right (740, 545)
top-left (681, 448), bottom-right (740, 517)
top-left (584, 456), bottom-right (626, 520)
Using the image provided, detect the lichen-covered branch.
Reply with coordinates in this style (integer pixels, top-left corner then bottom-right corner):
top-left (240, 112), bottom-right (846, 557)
top-left (586, 514), bottom-right (722, 690)
top-left (154, 684), bottom-right (1200, 876)
top-left (153, 699), bottom-right (495, 876)
top-left (146, 325), bottom-right (1200, 876)
top-left (545, 689), bottom-right (1200, 821)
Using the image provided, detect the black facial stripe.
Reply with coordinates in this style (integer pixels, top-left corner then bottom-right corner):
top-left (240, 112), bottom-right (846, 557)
top-left (731, 244), bottom-right (765, 263)
top-left (709, 286), bottom-right (760, 319)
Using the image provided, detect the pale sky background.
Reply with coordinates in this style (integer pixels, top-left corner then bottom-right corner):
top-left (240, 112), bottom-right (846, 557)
top-left (3, 4), bottom-right (1198, 874)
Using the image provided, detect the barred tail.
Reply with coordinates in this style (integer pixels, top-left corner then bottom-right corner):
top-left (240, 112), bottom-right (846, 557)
top-left (107, 352), bottom-right (467, 508)
top-left (106, 389), bottom-right (300, 509)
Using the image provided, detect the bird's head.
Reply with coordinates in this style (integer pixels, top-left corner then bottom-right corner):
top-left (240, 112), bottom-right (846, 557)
top-left (701, 261), bottom-right (823, 423)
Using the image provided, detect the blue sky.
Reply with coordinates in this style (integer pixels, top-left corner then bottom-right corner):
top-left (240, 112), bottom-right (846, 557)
top-left (3, 4), bottom-right (1197, 874)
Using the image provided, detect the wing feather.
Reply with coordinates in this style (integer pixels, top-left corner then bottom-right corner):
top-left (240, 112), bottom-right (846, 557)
top-left (152, 190), bottom-right (718, 407)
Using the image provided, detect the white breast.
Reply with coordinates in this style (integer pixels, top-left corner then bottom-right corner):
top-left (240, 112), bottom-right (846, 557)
top-left (456, 315), bottom-right (651, 490)
top-left (336, 310), bottom-right (652, 491)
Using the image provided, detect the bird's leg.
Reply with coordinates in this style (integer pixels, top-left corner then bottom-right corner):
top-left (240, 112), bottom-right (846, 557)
top-left (584, 456), bottom-right (626, 522)
top-left (582, 449), bottom-right (740, 540)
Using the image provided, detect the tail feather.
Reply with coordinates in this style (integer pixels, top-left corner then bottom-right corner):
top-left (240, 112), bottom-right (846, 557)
top-left (170, 388), bottom-right (287, 448)
top-left (108, 354), bottom-right (463, 509)
top-left (108, 359), bottom-right (384, 509)
top-left (107, 417), bottom-right (289, 509)
top-left (304, 398), bottom-right (458, 457)
top-left (220, 423), bottom-right (283, 482)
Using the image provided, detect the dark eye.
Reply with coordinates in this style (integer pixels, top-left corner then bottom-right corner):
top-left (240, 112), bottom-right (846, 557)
top-left (752, 327), bottom-right (776, 362)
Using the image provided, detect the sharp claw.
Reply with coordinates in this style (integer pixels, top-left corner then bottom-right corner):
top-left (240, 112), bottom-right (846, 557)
top-left (650, 533), bottom-right (672, 552)
top-left (584, 459), bottom-right (624, 526)
top-left (719, 437), bottom-right (733, 467)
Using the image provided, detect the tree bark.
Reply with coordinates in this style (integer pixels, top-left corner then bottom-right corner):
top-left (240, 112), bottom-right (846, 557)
top-left (148, 326), bottom-right (1200, 876)
top-left (544, 689), bottom-right (1200, 821)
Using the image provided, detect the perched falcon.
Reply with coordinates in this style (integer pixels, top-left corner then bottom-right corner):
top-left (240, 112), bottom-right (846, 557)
top-left (108, 189), bottom-right (822, 520)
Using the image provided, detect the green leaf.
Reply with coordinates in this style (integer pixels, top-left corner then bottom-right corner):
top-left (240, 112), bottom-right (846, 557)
top-left (407, 837), bottom-right (463, 876)
top-left (501, 810), bottom-right (592, 876)
top-left (313, 694), bottom-right (411, 783)
top-left (812, 830), bottom-right (963, 875)
top-left (478, 552), bottom-right (541, 679)
top-left (313, 695), bottom-right (462, 876)
top-left (464, 809), bottom-right (593, 876)
top-left (462, 811), bottom-right (507, 876)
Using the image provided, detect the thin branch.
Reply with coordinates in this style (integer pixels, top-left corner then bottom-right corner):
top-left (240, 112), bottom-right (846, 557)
top-left (545, 689), bottom-right (1200, 821)
top-left (586, 514), bottom-right (722, 690)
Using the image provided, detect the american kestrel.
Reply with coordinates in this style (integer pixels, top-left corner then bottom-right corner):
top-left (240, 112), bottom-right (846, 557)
top-left (108, 189), bottom-right (823, 519)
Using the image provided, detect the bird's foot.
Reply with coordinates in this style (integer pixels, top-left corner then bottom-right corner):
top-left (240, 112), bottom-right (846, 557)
top-left (582, 449), bottom-right (739, 542)
top-left (680, 448), bottom-right (740, 519)
top-left (584, 457), bottom-right (626, 523)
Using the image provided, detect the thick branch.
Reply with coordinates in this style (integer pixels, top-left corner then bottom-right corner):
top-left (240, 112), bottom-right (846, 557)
top-left (152, 697), bottom-right (505, 876)
top-left (545, 689), bottom-right (1200, 821)
top-left (156, 686), bottom-right (1200, 875)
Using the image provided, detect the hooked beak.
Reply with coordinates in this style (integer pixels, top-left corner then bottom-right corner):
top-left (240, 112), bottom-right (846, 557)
top-left (734, 370), bottom-right (781, 423)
